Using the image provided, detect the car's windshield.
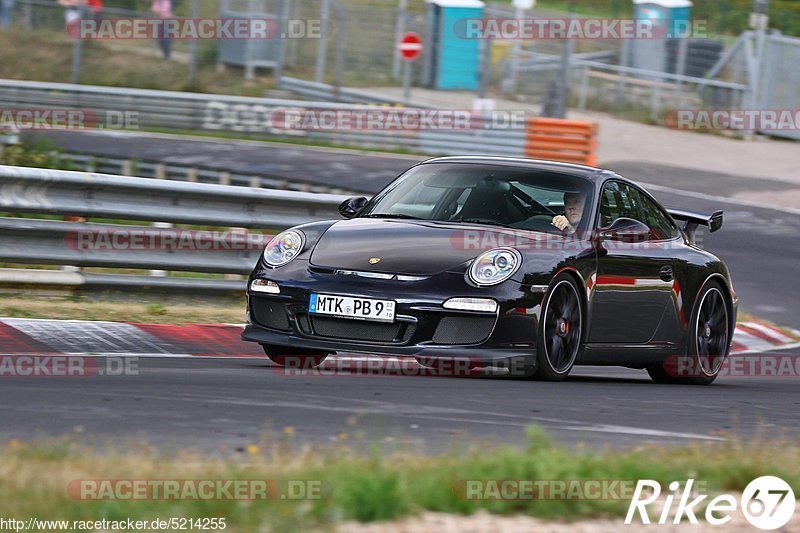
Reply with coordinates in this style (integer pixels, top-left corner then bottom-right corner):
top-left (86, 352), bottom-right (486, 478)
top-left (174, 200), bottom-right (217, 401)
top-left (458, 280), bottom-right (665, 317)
top-left (359, 162), bottom-right (594, 234)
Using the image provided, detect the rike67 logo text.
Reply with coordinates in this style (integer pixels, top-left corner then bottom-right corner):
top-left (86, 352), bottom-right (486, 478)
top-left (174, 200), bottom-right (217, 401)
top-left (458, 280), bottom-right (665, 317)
top-left (626, 476), bottom-right (795, 530)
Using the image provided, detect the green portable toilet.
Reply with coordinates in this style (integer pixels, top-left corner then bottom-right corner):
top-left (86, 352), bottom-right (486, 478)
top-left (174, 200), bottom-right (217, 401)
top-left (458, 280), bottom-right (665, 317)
top-left (423, 0), bottom-right (485, 90)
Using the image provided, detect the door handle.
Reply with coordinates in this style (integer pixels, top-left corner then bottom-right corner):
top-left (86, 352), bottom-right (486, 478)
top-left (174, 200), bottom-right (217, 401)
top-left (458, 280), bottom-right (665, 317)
top-left (660, 265), bottom-right (674, 282)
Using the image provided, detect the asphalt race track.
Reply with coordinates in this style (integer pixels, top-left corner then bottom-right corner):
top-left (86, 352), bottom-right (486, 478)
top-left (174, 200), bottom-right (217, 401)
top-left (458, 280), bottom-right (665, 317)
top-left (4, 131), bottom-right (799, 453)
top-left (2, 351), bottom-right (799, 453)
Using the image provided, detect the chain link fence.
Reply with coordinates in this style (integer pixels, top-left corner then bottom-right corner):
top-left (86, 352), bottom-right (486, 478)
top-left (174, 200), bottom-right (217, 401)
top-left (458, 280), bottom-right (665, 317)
top-left (1, 0), bottom-right (796, 132)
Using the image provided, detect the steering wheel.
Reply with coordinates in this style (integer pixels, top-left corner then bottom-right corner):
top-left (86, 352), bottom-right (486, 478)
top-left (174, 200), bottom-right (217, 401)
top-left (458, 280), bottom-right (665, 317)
top-left (511, 185), bottom-right (557, 216)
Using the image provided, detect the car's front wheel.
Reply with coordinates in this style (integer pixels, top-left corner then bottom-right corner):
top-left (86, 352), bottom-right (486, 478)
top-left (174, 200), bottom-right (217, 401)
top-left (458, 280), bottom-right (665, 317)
top-left (261, 344), bottom-right (329, 369)
top-left (647, 280), bottom-right (730, 385)
top-left (533, 274), bottom-right (584, 381)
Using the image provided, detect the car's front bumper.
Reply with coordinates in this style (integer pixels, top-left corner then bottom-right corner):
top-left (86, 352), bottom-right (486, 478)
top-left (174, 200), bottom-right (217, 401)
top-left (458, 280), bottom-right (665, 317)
top-left (240, 262), bottom-right (545, 364)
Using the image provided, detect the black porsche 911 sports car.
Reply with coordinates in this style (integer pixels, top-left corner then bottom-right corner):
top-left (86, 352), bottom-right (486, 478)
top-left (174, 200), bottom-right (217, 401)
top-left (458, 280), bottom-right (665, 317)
top-left (242, 157), bottom-right (737, 384)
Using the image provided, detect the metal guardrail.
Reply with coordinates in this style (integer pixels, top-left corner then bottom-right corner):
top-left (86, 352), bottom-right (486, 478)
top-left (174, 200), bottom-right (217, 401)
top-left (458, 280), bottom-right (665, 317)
top-left (56, 153), bottom-right (363, 195)
top-left (566, 58), bottom-right (751, 120)
top-left (0, 218), bottom-right (258, 274)
top-left (516, 50), bottom-right (618, 72)
top-left (277, 77), bottom-right (410, 106)
top-left (0, 165), bottom-right (345, 228)
top-left (0, 78), bottom-right (527, 157)
top-left (0, 165), bottom-right (348, 293)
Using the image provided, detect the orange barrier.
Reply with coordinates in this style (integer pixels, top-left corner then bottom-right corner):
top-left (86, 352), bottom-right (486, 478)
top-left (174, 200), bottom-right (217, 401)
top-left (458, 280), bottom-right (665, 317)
top-left (525, 117), bottom-right (598, 167)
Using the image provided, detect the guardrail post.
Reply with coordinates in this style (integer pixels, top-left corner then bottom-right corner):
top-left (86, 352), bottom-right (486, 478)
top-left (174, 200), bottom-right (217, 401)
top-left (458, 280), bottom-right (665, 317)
top-left (186, 168), bottom-right (198, 183)
top-left (121, 160), bottom-right (133, 176)
top-left (149, 222), bottom-right (173, 278)
top-left (155, 163), bottom-right (167, 180)
top-left (60, 216), bottom-right (86, 274)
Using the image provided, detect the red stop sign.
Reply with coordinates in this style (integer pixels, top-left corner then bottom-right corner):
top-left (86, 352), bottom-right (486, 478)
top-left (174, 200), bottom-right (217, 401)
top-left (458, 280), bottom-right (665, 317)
top-left (398, 32), bottom-right (423, 61)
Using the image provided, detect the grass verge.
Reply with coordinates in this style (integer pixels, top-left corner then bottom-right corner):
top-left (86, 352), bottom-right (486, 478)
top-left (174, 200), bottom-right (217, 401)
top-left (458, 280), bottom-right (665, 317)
top-left (1, 428), bottom-right (798, 531)
top-left (0, 294), bottom-right (245, 324)
top-left (0, 28), bottom-right (273, 96)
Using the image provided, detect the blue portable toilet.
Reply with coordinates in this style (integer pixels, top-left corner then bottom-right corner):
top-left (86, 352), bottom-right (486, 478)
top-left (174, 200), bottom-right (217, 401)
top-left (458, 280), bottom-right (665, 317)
top-left (424, 0), bottom-right (485, 90)
top-left (631, 0), bottom-right (693, 73)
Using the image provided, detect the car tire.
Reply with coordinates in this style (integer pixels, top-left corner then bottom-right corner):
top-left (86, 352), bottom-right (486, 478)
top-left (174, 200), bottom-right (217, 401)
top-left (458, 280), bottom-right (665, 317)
top-left (647, 280), bottom-right (730, 385)
top-left (533, 273), bottom-right (584, 381)
top-left (262, 344), bottom-right (329, 369)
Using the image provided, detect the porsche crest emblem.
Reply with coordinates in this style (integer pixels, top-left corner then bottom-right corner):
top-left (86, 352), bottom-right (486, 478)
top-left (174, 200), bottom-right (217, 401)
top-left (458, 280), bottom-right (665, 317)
top-left (369, 257), bottom-right (381, 264)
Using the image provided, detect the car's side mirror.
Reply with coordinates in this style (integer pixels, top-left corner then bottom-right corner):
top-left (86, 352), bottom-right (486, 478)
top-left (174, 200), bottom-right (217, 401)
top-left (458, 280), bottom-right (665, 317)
top-left (338, 196), bottom-right (368, 219)
top-left (598, 217), bottom-right (651, 242)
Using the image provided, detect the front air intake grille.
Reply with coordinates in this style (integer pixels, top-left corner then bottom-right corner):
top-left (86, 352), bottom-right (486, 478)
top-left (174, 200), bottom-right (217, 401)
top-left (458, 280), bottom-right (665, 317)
top-left (251, 299), bottom-right (290, 331)
top-left (432, 316), bottom-right (496, 345)
top-left (309, 316), bottom-right (415, 343)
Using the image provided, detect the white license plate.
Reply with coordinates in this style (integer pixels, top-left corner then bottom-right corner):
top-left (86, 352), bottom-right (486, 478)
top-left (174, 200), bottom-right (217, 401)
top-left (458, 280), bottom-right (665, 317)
top-left (309, 294), bottom-right (395, 322)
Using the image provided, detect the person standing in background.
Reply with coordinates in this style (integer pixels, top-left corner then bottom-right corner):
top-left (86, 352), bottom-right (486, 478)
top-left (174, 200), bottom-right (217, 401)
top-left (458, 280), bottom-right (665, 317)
top-left (151, 0), bottom-right (173, 59)
top-left (0, 0), bottom-right (15, 29)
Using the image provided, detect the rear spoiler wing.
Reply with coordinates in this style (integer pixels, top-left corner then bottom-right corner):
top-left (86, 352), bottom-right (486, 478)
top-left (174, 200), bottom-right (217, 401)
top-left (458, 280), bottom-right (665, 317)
top-left (667, 209), bottom-right (723, 244)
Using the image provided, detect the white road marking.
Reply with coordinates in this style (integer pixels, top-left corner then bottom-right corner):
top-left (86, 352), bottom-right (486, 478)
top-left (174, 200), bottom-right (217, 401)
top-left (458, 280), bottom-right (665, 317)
top-left (559, 424), bottom-right (725, 441)
top-left (733, 341), bottom-right (800, 355)
top-left (732, 328), bottom-right (774, 348)
top-left (740, 321), bottom-right (796, 344)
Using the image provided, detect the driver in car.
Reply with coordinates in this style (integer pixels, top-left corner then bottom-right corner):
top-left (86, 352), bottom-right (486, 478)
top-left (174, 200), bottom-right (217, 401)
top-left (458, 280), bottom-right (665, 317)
top-left (552, 191), bottom-right (586, 234)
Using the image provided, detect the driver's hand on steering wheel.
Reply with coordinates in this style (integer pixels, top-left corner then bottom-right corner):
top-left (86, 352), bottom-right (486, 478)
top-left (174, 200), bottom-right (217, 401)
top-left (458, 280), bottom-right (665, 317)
top-left (552, 215), bottom-right (574, 233)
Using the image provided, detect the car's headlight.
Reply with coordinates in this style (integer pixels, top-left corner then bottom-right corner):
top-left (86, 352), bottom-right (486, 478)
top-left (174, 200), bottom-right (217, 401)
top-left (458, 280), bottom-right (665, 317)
top-left (468, 248), bottom-right (522, 286)
top-left (263, 230), bottom-right (305, 268)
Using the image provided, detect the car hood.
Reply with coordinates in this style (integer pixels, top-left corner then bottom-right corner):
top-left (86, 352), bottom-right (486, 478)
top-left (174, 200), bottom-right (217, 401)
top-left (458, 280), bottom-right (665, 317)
top-left (309, 218), bottom-right (558, 276)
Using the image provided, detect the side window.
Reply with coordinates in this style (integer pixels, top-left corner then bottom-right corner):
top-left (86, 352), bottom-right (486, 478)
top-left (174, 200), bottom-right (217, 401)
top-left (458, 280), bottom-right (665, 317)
top-left (599, 182), bottom-right (627, 227)
top-left (631, 189), bottom-right (680, 240)
top-left (599, 181), bottom-right (679, 240)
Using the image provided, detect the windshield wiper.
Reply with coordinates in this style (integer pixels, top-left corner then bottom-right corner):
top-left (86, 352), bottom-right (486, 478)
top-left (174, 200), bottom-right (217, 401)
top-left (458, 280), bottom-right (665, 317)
top-left (361, 213), bottom-right (423, 220)
top-left (450, 217), bottom-right (511, 228)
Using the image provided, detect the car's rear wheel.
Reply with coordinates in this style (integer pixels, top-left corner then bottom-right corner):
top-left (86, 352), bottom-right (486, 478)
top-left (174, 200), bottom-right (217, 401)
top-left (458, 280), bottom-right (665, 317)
top-left (647, 280), bottom-right (730, 385)
top-left (261, 344), bottom-right (329, 369)
top-left (533, 274), bottom-right (584, 381)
